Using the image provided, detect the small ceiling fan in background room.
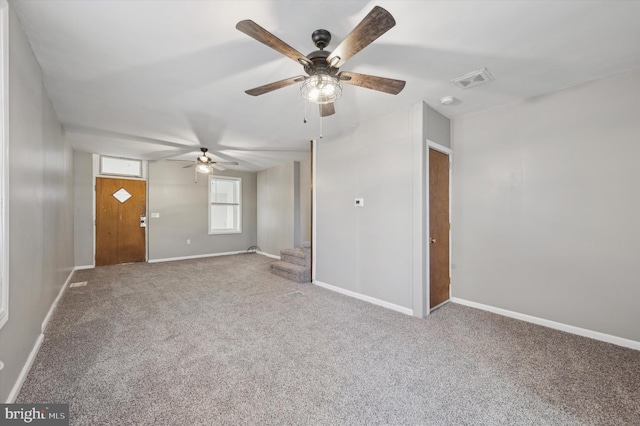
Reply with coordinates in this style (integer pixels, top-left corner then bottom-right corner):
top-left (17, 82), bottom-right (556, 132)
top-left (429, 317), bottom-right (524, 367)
top-left (169, 148), bottom-right (238, 183)
top-left (236, 6), bottom-right (406, 117)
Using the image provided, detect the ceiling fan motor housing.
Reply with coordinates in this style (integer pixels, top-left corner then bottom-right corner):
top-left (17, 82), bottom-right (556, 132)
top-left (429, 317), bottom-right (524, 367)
top-left (312, 29), bottom-right (331, 49)
top-left (304, 49), bottom-right (338, 76)
top-left (304, 30), bottom-right (339, 76)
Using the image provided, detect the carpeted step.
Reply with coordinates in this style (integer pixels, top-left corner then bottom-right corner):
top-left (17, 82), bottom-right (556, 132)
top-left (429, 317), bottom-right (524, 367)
top-left (270, 261), bottom-right (310, 283)
top-left (280, 247), bottom-right (310, 267)
top-left (281, 252), bottom-right (308, 267)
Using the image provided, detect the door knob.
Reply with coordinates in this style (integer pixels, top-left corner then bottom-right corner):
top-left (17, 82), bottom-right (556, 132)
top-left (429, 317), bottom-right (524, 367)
top-left (430, 237), bottom-right (436, 244)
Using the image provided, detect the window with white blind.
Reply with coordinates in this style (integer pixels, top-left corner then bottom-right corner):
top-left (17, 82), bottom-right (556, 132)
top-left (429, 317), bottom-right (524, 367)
top-left (209, 176), bottom-right (241, 234)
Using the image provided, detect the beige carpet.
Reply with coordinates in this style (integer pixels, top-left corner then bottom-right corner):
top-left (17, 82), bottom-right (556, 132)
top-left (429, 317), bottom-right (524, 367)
top-left (17, 254), bottom-right (640, 425)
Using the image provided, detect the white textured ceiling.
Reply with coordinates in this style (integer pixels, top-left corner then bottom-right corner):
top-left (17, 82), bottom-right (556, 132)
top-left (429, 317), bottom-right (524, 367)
top-left (13, 0), bottom-right (640, 170)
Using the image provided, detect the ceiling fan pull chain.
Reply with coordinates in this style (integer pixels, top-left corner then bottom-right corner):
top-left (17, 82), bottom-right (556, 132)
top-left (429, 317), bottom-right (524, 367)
top-left (320, 113), bottom-right (323, 139)
top-left (303, 99), bottom-right (307, 123)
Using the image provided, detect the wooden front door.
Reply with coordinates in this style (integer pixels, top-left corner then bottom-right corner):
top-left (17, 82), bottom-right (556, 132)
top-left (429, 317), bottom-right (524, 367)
top-left (429, 148), bottom-right (450, 310)
top-left (95, 177), bottom-right (146, 266)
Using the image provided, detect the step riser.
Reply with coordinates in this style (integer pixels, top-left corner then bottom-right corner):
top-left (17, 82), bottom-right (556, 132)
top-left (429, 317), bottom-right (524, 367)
top-left (271, 265), bottom-right (310, 283)
top-left (272, 243), bottom-right (311, 283)
top-left (280, 253), bottom-right (309, 267)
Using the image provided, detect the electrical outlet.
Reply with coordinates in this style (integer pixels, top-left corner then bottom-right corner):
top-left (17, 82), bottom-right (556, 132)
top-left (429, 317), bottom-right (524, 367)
top-left (186, 239), bottom-right (191, 245)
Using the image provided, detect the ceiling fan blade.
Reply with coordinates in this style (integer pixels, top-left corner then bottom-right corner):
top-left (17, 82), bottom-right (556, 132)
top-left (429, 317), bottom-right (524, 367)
top-left (236, 20), bottom-right (311, 66)
top-left (245, 76), bottom-right (306, 96)
top-left (338, 71), bottom-right (405, 95)
top-left (326, 6), bottom-right (396, 68)
top-left (319, 103), bottom-right (335, 117)
top-left (212, 161), bottom-right (239, 166)
top-left (182, 163), bottom-right (195, 168)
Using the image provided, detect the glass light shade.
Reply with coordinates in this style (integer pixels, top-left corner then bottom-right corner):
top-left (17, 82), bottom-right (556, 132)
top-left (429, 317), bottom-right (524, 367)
top-left (196, 163), bottom-right (212, 174)
top-left (300, 73), bottom-right (342, 104)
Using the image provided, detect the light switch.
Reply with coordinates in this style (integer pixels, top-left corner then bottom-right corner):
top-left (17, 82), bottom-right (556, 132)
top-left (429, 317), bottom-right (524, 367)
top-left (151, 212), bottom-right (160, 218)
top-left (355, 198), bottom-right (364, 207)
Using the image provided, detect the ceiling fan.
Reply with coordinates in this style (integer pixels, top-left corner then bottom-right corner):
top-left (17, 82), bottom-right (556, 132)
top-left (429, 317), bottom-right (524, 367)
top-left (179, 148), bottom-right (238, 174)
top-left (236, 6), bottom-right (406, 117)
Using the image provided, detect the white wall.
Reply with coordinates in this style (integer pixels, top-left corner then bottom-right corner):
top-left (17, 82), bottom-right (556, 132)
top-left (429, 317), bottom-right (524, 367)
top-left (257, 161), bottom-right (297, 257)
top-left (73, 151), bottom-right (93, 267)
top-left (451, 69), bottom-right (640, 342)
top-left (147, 160), bottom-right (257, 261)
top-left (315, 104), bottom-right (432, 313)
top-left (299, 158), bottom-right (311, 244)
top-left (0, 2), bottom-right (74, 401)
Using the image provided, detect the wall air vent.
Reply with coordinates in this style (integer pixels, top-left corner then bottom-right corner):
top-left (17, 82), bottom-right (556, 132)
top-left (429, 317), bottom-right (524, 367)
top-left (451, 68), bottom-right (494, 89)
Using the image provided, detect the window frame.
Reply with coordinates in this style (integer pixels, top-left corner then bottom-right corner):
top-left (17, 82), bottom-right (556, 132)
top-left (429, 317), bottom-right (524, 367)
top-left (208, 175), bottom-right (242, 235)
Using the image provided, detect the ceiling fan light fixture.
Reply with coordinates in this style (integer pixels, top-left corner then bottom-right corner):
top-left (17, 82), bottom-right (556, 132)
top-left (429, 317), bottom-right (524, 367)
top-left (196, 163), bottom-right (212, 174)
top-left (300, 73), bottom-right (342, 104)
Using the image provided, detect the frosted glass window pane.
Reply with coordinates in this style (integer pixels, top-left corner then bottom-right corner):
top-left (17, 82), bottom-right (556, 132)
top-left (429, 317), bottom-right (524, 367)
top-left (210, 205), bottom-right (237, 231)
top-left (112, 188), bottom-right (132, 203)
top-left (215, 180), bottom-right (236, 203)
top-left (100, 156), bottom-right (142, 177)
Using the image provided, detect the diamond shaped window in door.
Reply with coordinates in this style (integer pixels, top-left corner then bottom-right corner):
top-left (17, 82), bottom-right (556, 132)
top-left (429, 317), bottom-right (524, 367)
top-left (112, 188), bottom-right (132, 203)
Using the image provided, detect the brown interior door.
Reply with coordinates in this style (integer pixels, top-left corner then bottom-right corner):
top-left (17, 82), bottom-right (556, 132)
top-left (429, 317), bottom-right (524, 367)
top-left (96, 177), bottom-right (146, 266)
top-left (429, 148), bottom-right (450, 309)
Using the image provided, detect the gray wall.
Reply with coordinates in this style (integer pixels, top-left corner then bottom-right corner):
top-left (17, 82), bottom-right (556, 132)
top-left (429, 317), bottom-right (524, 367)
top-left (451, 69), bottom-right (640, 341)
top-left (425, 104), bottom-right (451, 148)
top-left (0, 3), bottom-right (74, 401)
top-left (315, 105), bottom-right (427, 310)
top-left (73, 151), bottom-right (93, 267)
top-left (147, 160), bottom-right (257, 260)
top-left (257, 162), bottom-right (297, 257)
top-left (299, 158), bottom-right (311, 244)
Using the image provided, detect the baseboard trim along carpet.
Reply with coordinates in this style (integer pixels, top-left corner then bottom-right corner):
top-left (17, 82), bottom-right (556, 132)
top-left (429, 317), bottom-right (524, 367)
top-left (7, 267), bottom-right (76, 403)
top-left (74, 264), bottom-right (94, 270)
top-left (41, 268), bottom-right (75, 333)
top-left (6, 333), bottom-right (44, 403)
top-left (314, 280), bottom-right (414, 316)
top-left (148, 251), bottom-right (245, 263)
top-left (257, 251), bottom-right (280, 260)
top-left (451, 297), bottom-right (640, 351)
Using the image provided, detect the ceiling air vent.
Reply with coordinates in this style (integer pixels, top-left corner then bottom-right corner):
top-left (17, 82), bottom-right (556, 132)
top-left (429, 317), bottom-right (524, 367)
top-left (451, 68), bottom-right (494, 89)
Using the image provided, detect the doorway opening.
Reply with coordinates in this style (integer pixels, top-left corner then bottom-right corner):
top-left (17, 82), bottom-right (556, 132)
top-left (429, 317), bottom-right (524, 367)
top-left (428, 142), bottom-right (452, 312)
top-left (95, 177), bottom-right (147, 266)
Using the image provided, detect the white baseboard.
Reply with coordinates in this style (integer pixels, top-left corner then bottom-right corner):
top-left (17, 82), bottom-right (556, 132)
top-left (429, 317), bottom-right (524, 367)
top-left (314, 280), bottom-right (414, 316)
top-left (5, 333), bottom-right (44, 403)
top-left (148, 251), bottom-right (244, 263)
top-left (7, 267), bottom-right (79, 402)
top-left (257, 251), bottom-right (280, 260)
top-left (41, 268), bottom-right (75, 333)
top-left (74, 264), bottom-right (94, 270)
top-left (451, 297), bottom-right (640, 351)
